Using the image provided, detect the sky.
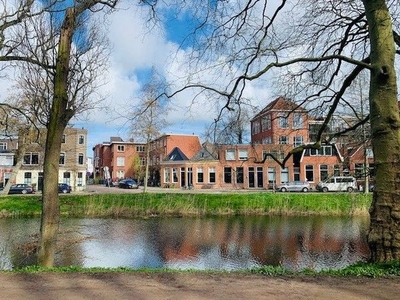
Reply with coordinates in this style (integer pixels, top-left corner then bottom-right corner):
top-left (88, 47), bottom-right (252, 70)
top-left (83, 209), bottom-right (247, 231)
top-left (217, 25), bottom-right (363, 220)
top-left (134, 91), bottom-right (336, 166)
top-left (70, 1), bottom-right (275, 156)
top-left (0, 1), bottom-right (282, 156)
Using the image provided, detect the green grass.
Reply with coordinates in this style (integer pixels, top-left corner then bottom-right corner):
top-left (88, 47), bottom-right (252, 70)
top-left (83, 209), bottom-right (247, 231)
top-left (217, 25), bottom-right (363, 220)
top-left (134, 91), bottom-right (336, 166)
top-left (5, 261), bottom-right (400, 278)
top-left (0, 192), bottom-right (372, 218)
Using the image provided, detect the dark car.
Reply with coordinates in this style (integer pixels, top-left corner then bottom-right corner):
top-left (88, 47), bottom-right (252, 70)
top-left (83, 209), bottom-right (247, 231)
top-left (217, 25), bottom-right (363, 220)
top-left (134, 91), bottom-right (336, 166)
top-left (118, 179), bottom-right (139, 189)
top-left (58, 183), bottom-right (71, 193)
top-left (8, 184), bottom-right (35, 194)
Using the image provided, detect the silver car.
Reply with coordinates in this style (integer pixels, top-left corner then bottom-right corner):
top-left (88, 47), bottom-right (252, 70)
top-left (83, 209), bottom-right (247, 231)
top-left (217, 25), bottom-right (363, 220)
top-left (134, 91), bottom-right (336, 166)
top-left (276, 181), bottom-right (310, 192)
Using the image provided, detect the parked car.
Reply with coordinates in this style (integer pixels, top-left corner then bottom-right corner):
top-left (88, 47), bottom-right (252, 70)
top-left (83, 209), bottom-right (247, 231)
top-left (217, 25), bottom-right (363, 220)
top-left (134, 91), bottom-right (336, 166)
top-left (8, 184), bottom-right (35, 194)
top-left (58, 183), bottom-right (71, 193)
top-left (118, 179), bottom-right (139, 189)
top-left (316, 176), bottom-right (357, 192)
top-left (276, 181), bottom-right (310, 192)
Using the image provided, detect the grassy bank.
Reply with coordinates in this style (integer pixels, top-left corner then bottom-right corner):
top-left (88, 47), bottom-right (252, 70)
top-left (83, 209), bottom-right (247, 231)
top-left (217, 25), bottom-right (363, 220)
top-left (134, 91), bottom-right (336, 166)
top-left (8, 261), bottom-right (400, 277)
top-left (0, 192), bottom-right (372, 218)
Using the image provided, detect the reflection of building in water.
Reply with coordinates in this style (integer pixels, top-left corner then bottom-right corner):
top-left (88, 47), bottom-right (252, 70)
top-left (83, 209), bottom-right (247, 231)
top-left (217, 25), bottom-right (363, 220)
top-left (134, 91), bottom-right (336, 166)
top-left (152, 217), bottom-right (369, 270)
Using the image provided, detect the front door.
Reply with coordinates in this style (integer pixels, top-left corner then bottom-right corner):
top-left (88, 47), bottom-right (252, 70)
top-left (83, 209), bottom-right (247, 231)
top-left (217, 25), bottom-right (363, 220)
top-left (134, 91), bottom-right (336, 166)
top-left (257, 167), bottom-right (264, 188)
top-left (248, 167), bottom-right (255, 188)
top-left (180, 167), bottom-right (186, 187)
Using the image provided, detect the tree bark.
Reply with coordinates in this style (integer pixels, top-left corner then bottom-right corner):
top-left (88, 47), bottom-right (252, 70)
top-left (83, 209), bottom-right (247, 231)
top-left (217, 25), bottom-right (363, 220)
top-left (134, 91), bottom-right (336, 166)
top-left (363, 0), bottom-right (400, 262)
top-left (37, 8), bottom-right (76, 267)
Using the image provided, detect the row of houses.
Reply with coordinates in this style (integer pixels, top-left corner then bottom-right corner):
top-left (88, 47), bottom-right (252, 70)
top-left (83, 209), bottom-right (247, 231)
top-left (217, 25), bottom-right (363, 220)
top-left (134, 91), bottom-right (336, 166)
top-left (0, 97), bottom-right (373, 191)
top-left (0, 127), bottom-right (88, 191)
top-left (93, 97), bottom-right (374, 190)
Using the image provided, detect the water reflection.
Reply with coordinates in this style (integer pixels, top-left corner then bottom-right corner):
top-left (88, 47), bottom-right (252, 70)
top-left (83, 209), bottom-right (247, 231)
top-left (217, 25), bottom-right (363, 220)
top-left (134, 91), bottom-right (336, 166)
top-left (0, 216), bottom-right (370, 271)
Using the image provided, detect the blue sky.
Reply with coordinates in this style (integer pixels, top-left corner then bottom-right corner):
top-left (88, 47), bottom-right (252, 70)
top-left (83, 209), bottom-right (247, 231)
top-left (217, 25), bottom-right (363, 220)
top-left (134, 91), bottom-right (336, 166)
top-left (0, 1), bottom-right (275, 156)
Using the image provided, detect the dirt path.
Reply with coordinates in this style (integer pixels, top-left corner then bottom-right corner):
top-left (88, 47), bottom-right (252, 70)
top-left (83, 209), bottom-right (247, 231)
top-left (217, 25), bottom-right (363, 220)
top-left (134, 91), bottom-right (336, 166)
top-left (0, 272), bottom-right (399, 300)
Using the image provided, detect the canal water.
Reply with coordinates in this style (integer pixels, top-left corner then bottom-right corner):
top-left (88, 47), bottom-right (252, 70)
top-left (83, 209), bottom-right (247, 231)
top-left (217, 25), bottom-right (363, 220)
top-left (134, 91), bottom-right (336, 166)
top-left (0, 216), bottom-right (370, 271)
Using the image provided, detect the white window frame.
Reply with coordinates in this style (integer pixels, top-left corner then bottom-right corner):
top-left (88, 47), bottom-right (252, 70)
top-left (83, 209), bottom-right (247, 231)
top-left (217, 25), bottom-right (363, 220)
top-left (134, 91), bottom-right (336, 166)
top-left (209, 167), bottom-right (216, 183)
top-left (197, 167), bottom-right (204, 183)
top-left (293, 136), bottom-right (303, 147)
top-left (278, 113), bottom-right (289, 128)
top-left (293, 113), bottom-right (304, 129)
top-left (226, 149), bottom-right (236, 161)
top-left (116, 157), bottom-right (125, 167)
top-left (164, 168), bottom-right (171, 183)
top-left (238, 149), bottom-right (248, 160)
top-left (278, 136), bottom-right (289, 144)
top-left (59, 152), bottom-right (66, 165)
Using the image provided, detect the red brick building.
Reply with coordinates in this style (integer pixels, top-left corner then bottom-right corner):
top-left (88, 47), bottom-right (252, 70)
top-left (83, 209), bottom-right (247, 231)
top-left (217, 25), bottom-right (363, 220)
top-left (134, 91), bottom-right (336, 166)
top-left (92, 137), bottom-right (146, 182)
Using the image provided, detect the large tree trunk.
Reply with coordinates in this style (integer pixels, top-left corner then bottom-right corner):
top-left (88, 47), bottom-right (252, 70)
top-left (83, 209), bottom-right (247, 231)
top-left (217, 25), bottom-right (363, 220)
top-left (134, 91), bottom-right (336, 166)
top-left (37, 8), bottom-right (76, 267)
top-left (363, 0), bottom-right (400, 262)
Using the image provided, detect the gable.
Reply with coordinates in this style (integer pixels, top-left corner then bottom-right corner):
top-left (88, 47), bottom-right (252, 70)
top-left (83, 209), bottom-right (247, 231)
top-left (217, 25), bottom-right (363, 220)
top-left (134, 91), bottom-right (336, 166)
top-left (166, 147), bottom-right (189, 161)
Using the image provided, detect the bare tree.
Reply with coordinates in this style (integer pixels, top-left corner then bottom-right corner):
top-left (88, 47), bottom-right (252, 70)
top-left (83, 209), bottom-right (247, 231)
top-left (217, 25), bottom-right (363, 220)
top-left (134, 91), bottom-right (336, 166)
top-left (1, 0), bottom-right (119, 267)
top-left (161, 0), bottom-right (400, 262)
top-left (203, 102), bottom-right (256, 145)
top-left (129, 70), bottom-right (169, 193)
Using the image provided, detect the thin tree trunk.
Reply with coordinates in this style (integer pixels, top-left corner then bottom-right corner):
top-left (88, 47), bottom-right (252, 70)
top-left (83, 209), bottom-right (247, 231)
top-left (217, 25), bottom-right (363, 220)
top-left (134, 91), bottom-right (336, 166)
top-left (363, 0), bottom-right (400, 262)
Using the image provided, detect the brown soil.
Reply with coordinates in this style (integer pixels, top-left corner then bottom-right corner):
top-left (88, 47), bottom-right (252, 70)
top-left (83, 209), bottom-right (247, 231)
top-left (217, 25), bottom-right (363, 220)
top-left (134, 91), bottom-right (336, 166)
top-left (0, 272), bottom-right (399, 300)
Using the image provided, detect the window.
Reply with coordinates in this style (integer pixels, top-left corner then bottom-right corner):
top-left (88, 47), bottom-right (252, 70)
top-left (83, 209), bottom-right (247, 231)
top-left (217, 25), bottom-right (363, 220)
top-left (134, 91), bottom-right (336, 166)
top-left (172, 168), bottom-right (178, 183)
top-left (279, 151), bottom-right (285, 160)
top-left (59, 152), bottom-right (65, 165)
top-left (305, 165), bottom-right (314, 182)
top-left (355, 164), bottom-right (367, 179)
top-left (278, 113), bottom-right (289, 128)
top-left (236, 167), bottom-right (244, 183)
top-left (261, 115), bottom-right (271, 131)
top-left (293, 113), bottom-right (304, 129)
top-left (262, 136), bottom-right (272, 144)
top-left (140, 157), bottom-right (146, 166)
top-left (224, 167), bottom-right (232, 183)
top-left (238, 149), bottom-right (248, 160)
top-left (209, 167), bottom-right (216, 183)
top-left (61, 135), bottom-right (66, 143)
top-left (226, 149), bottom-right (235, 160)
top-left (293, 136), bottom-right (303, 147)
top-left (117, 145), bottom-right (125, 152)
top-left (24, 172), bottom-right (32, 184)
top-left (23, 152), bottom-right (39, 165)
top-left (78, 153), bottom-right (84, 165)
top-left (252, 121), bottom-right (260, 134)
top-left (268, 167), bottom-right (276, 185)
top-left (197, 167), bottom-right (204, 183)
top-left (280, 167), bottom-right (289, 183)
top-left (78, 135), bottom-right (85, 145)
top-left (334, 164), bottom-right (341, 176)
top-left (0, 142), bottom-right (7, 150)
top-left (278, 136), bottom-right (289, 144)
top-left (320, 165), bottom-right (329, 181)
top-left (116, 170), bottom-right (124, 179)
top-left (77, 172), bottom-right (83, 186)
top-left (63, 172), bottom-right (71, 185)
top-left (366, 147), bottom-right (374, 158)
top-left (310, 145), bottom-right (333, 156)
top-left (164, 168), bottom-right (171, 183)
top-left (136, 146), bottom-right (145, 152)
top-left (116, 157), bottom-right (125, 167)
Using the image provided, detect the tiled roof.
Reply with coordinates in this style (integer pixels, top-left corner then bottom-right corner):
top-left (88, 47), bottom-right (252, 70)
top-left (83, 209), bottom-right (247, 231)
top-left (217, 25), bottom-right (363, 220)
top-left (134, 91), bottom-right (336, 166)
top-left (251, 96), bottom-right (307, 120)
top-left (191, 143), bottom-right (219, 161)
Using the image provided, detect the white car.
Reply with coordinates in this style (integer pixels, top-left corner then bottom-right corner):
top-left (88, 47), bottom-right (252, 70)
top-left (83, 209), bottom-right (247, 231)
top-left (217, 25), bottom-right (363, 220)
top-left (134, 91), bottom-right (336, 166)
top-left (276, 181), bottom-right (310, 192)
top-left (316, 176), bottom-right (357, 192)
